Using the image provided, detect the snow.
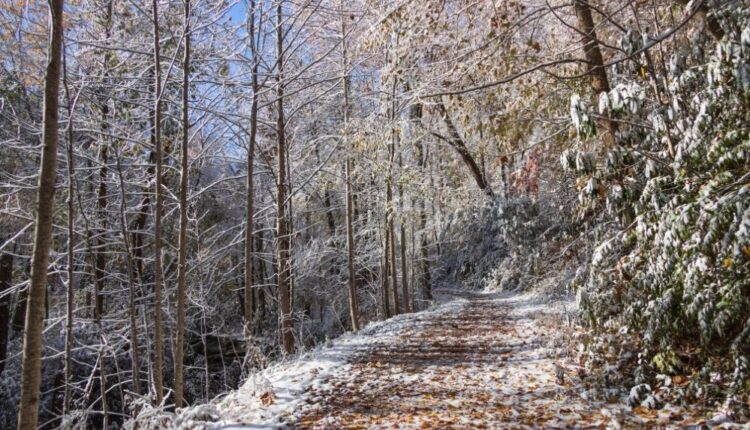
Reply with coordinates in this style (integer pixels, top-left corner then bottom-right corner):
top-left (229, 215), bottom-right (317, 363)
top-left (212, 299), bottom-right (459, 429)
top-left (198, 290), bottom-right (738, 429)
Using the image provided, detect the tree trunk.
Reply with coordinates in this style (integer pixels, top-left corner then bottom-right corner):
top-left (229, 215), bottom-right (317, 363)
top-left (115, 148), bottom-right (141, 396)
top-left (255, 225), bottom-right (266, 328)
top-left (17, 0), bottom-right (64, 428)
top-left (244, 0), bottom-right (259, 349)
top-left (434, 100), bottom-right (494, 197)
top-left (415, 140), bottom-right (431, 307)
top-left (573, 0), bottom-right (617, 148)
top-left (0, 246), bottom-right (11, 375)
top-left (94, 143), bottom-right (107, 320)
top-left (381, 229), bottom-right (391, 318)
top-left (398, 141), bottom-right (410, 313)
top-left (151, 0), bottom-right (165, 404)
top-left (174, 0), bottom-right (190, 409)
top-left (341, 5), bottom-right (360, 331)
top-left (62, 40), bottom-right (77, 420)
top-left (276, 1), bottom-right (294, 355)
top-left (12, 269), bottom-right (27, 335)
top-left (388, 77), bottom-right (400, 315)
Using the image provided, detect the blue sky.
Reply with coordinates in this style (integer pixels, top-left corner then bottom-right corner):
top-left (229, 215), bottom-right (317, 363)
top-left (228, 1), bottom-right (247, 24)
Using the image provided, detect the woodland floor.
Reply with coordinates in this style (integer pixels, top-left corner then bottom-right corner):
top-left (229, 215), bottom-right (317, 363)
top-left (214, 291), bottom-right (731, 429)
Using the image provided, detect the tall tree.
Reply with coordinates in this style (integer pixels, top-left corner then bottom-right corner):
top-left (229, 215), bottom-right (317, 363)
top-left (341, 3), bottom-right (360, 331)
top-left (62, 36), bottom-right (76, 420)
top-left (244, 0), bottom-right (260, 348)
top-left (174, 0), bottom-right (191, 409)
top-left (276, 0), bottom-right (294, 355)
top-left (17, 0), bottom-right (64, 428)
top-left (151, 0), bottom-right (165, 404)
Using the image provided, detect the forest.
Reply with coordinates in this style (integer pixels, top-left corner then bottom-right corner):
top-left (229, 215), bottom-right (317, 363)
top-left (0, 0), bottom-right (749, 428)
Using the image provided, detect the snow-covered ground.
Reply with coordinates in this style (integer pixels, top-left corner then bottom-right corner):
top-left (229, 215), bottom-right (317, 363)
top-left (178, 290), bottom-right (741, 429)
top-left (206, 295), bottom-right (466, 429)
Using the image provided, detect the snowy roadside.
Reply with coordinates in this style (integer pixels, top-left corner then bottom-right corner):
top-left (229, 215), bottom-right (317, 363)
top-left (199, 296), bottom-right (470, 429)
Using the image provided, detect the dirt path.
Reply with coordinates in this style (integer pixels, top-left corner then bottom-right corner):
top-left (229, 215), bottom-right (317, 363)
top-left (288, 292), bottom-right (656, 429)
top-left (214, 291), bottom-right (717, 429)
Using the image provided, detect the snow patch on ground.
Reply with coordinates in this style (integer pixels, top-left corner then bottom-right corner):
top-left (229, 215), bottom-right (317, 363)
top-left (210, 299), bottom-right (468, 429)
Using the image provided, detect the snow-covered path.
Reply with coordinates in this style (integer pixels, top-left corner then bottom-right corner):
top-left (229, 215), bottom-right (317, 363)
top-left (211, 292), bottom-right (693, 429)
top-left (289, 291), bottom-right (642, 429)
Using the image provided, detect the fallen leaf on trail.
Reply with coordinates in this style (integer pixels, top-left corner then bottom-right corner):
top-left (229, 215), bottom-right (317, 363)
top-left (260, 391), bottom-right (275, 406)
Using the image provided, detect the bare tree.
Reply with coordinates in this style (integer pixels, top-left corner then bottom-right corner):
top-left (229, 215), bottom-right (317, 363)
top-left (17, 0), bottom-right (65, 428)
top-left (174, 0), bottom-right (191, 409)
top-left (151, 0), bottom-right (165, 404)
top-left (341, 2), bottom-right (360, 331)
top-left (276, 0), bottom-right (294, 355)
top-left (245, 0), bottom-right (260, 349)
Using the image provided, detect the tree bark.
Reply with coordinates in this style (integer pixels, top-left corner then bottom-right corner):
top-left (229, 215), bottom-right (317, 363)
top-left (17, 0), bottom-right (64, 428)
top-left (62, 36), bottom-right (77, 420)
top-left (573, 0), bottom-right (617, 148)
top-left (244, 0), bottom-right (259, 347)
top-left (0, 246), bottom-right (11, 375)
top-left (115, 148), bottom-right (141, 396)
top-left (174, 0), bottom-right (190, 409)
top-left (93, 142), bottom-right (107, 320)
top-left (12, 265), bottom-right (28, 335)
top-left (398, 173), bottom-right (410, 313)
top-left (276, 0), bottom-right (294, 355)
top-left (151, 0), bottom-right (165, 404)
top-left (341, 5), bottom-right (360, 331)
top-left (388, 77), bottom-right (400, 315)
top-left (381, 229), bottom-right (391, 318)
top-left (415, 141), bottom-right (432, 307)
top-left (434, 100), bottom-right (494, 197)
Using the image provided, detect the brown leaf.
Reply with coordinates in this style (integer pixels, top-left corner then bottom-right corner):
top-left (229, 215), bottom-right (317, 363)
top-left (260, 390), bottom-right (275, 407)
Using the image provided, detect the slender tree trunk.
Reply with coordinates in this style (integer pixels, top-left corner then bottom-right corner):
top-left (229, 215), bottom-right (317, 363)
top-left (93, 0), bottom-right (113, 322)
top-left (341, 5), bottom-right (359, 331)
top-left (115, 149), bottom-right (141, 396)
top-left (381, 225), bottom-right (391, 318)
top-left (286, 150), bottom-right (296, 320)
top-left (62, 39), bottom-right (76, 422)
top-left (174, 0), bottom-right (190, 409)
top-left (276, 1), bottom-right (294, 355)
top-left (388, 78), bottom-right (400, 315)
top-left (397, 140), bottom-right (410, 313)
top-left (408, 88), bottom-right (431, 309)
top-left (94, 142), bottom-right (107, 320)
top-left (255, 225), bottom-right (266, 328)
top-left (98, 343), bottom-right (109, 428)
top-left (151, 0), bottom-right (165, 404)
top-left (573, 0), bottom-right (617, 148)
top-left (388, 207), bottom-right (399, 314)
top-left (0, 245), bottom-right (11, 375)
top-left (12, 284), bottom-right (27, 336)
top-left (399, 219), bottom-right (409, 312)
top-left (244, 0), bottom-right (259, 349)
top-left (435, 100), bottom-right (494, 197)
top-left (415, 142), bottom-right (431, 307)
top-left (17, 1), bottom-right (64, 428)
